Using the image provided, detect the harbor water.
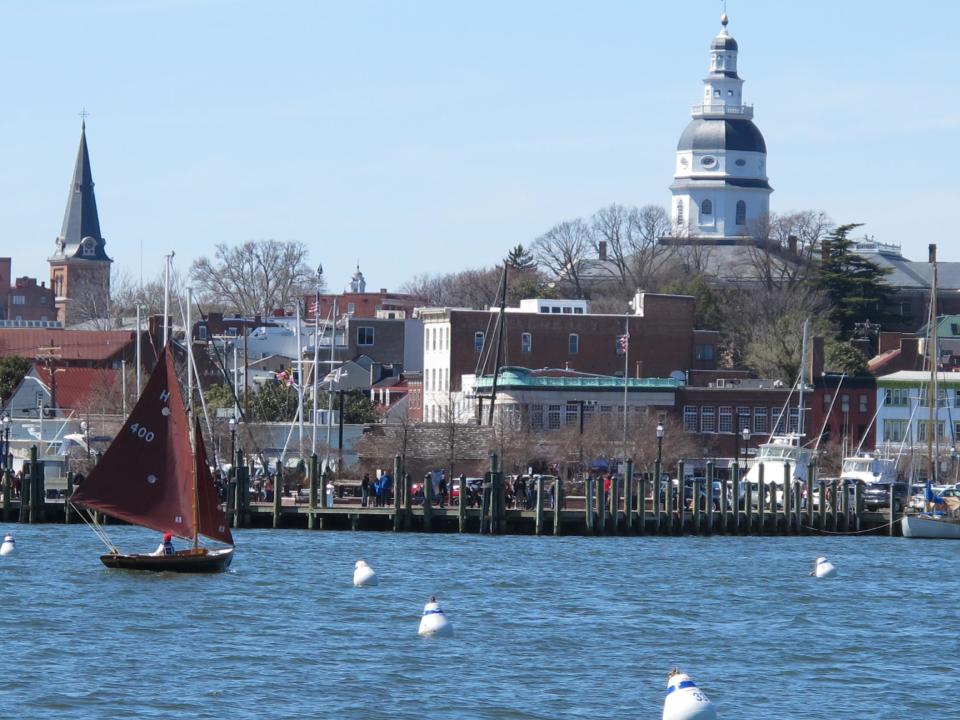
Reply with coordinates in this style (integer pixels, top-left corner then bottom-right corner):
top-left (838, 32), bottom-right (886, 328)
top-left (1, 525), bottom-right (954, 719)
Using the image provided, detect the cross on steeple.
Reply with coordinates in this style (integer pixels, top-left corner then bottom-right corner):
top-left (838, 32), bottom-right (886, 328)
top-left (78, 107), bottom-right (90, 130)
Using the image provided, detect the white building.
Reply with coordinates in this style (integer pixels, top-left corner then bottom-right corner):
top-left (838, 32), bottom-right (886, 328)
top-left (670, 12), bottom-right (771, 240)
top-left (876, 371), bottom-right (960, 451)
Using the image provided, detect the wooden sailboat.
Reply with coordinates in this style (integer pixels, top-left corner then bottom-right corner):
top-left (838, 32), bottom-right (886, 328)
top-left (71, 345), bottom-right (235, 572)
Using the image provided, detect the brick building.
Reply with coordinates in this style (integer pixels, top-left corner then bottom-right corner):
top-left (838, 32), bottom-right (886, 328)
top-left (304, 265), bottom-right (418, 322)
top-left (0, 328), bottom-right (134, 368)
top-left (808, 374), bottom-right (877, 453)
top-left (418, 293), bottom-right (716, 423)
top-left (0, 259), bottom-right (57, 324)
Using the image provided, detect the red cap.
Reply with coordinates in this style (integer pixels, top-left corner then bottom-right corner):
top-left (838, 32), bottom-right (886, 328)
top-left (163, 532), bottom-right (173, 542)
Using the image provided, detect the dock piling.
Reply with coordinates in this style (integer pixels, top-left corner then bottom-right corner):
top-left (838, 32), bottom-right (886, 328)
top-left (535, 476), bottom-right (545, 536)
top-left (308, 454), bottom-right (318, 530)
top-left (624, 460), bottom-right (634, 534)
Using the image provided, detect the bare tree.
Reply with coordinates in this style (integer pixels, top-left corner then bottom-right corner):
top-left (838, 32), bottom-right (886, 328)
top-left (747, 210), bottom-right (832, 291)
top-left (190, 240), bottom-right (317, 316)
top-left (532, 219), bottom-right (594, 299)
top-left (626, 205), bottom-right (675, 289)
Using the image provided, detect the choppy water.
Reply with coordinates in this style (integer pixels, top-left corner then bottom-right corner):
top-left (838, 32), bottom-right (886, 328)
top-left (0, 525), bottom-right (956, 719)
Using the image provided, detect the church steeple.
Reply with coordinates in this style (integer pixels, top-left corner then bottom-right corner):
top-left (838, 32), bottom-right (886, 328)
top-left (49, 121), bottom-right (113, 326)
top-left (52, 122), bottom-right (109, 261)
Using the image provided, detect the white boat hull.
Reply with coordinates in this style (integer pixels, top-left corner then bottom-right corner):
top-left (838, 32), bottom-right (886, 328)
top-left (901, 514), bottom-right (960, 539)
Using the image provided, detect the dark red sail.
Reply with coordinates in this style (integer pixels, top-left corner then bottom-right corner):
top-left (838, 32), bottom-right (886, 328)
top-left (72, 346), bottom-right (232, 545)
top-left (194, 417), bottom-right (234, 545)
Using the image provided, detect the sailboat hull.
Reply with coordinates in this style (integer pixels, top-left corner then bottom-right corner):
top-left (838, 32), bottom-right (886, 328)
top-left (901, 515), bottom-right (960, 539)
top-left (100, 546), bottom-right (234, 573)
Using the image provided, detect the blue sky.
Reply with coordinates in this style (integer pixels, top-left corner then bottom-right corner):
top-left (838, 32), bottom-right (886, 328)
top-left (2, 0), bottom-right (957, 293)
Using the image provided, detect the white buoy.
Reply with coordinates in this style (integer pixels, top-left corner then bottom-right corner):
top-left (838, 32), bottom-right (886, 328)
top-left (811, 556), bottom-right (836, 578)
top-left (353, 560), bottom-right (378, 587)
top-left (663, 669), bottom-right (717, 720)
top-left (0, 534), bottom-right (15, 556)
top-left (418, 595), bottom-right (453, 637)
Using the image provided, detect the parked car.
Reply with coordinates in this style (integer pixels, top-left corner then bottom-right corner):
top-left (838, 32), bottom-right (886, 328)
top-left (863, 482), bottom-right (911, 513)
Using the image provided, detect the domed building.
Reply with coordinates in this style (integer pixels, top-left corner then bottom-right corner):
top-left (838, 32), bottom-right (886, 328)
top-left (669, 13), bottom-right (771, 242)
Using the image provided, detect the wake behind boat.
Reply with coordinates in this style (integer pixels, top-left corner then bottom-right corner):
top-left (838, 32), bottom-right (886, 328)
top-left (70, 344), bottom-right (234, 573)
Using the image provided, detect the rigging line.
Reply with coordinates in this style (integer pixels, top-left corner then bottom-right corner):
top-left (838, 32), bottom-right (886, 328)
top-left (813, 373), bottom-right (845, 452)
top-left (175, 293), bottom-right (219, 469)
top-left (856, 388), bottom-right (886, 457)
top-left (74, 504), bottom-right (118, 552)
top-left (769, 373), bottom-right (802, 443)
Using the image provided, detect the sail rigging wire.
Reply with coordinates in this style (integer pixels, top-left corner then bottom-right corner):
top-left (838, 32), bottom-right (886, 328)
top-left (812, 373), bottom-right (845, 452)
top-left (73, 504), bottom-right (119, 552)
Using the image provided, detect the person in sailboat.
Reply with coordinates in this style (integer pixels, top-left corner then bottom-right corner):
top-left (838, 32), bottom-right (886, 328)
top-left (152, 532), bottom-right (176, 556)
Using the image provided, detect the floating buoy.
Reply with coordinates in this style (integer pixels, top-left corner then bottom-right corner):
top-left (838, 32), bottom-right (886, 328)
top-left (353, 560), bottom-right (378, 587)
top-left (811, 556), bottom-right (836, 578)
top-left (418, 595), bottom-right (453, 637)
top-left (0, 534), bottom-right (14, 556)
top-left (662, 668), bottom-right (717, 720)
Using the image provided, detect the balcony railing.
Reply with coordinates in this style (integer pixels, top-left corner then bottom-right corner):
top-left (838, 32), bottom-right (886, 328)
top-left (691, 103), bottom-right (753, 119)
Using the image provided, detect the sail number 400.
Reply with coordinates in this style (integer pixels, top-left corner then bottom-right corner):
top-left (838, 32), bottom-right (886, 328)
top-left (129, 423), bottom-right (156, 442)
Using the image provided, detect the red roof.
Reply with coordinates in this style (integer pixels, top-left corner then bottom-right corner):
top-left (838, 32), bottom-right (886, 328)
top-left (0, 329), bottom-right (133, 363)
top-left (34, 366), bottom-right (120, 411)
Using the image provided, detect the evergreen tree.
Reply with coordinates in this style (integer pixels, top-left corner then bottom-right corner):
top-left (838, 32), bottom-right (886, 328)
top-left (504, 243), bottom-right (536, 271)
top-left (0, 357), bottom-right (30, 404)
top-left (815, 224), bottom-right (893, 339)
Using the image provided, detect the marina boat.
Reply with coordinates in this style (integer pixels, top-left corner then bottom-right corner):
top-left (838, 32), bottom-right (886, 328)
top-left (71, 345), bottom-right (235, 572)
top-left (742, 433), bottom-right (813, 507)
top-left (902, 507), bottom-right (960, 539)
top-left (840, 454), bottom-right (896, 485)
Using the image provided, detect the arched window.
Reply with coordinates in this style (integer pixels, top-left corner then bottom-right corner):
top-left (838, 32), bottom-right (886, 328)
top-left (736, 200), bottom-right (747, 226)
top-left (701, 199), bottom-right (713, 215)
top-left (676, 200), bottom-right (684, 227)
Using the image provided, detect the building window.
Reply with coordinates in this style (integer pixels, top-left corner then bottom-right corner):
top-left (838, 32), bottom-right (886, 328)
top-left (521, 332), bottom-right (532, 353)
top-left (547, 404), bottom-right (562, 430)
top-left (198, 325), bottom-right (208, 340)
top-left (530, 404), bottom-right (544, 431)
top-left (701, 199), bottom-right (713, 215)
top-left (737, 406), bottom-right (750, 432)
top-left (676, 200), bottom-right (684, 226)
top-left (474, 332), bottom-right (484, 352)
top-left (918, 422), bottom-right (946, 442)
top-left (773, 408), bottom-right (787, 435)
top-left (347, 303), bottom-right (356, 314)
top-left (718, 406), bottom-right (733, 433)
top-left (568, 334), bottom-right (579, 354)
top-left (823, 393), bottom-right (832, 412)
top-left (40, 296), bottom-right (47, 304)
top-left (840, 394), bottom-right (850, 413)
top-left (885, 387), bottom-right (909, 407)
top-left (694, 344), bottom-right (715, 361)
top-left (789, 408), bottom-right (800, 434)
top-left (735, 200), bottom-right (746, 225)
top-left (753, 407), bottom-right (768, 434)
top-left (565, 403), bottom-right (579, 425)
top-left (683, 406), bottom-right (698, 432)
top-left (357, 326), bottom-right (374, 346)
top-left (859, 394), bottom-right (868, 413)
top-left (227, 327), bottom-right (238, 337)
top-left (701, 406), bottom-right (716, 433)
top-left (11, 295), bottom-right (25, 305)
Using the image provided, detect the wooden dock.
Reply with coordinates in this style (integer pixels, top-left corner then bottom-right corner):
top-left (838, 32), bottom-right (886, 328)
top-left (1, 448), bottom-right (904, 536)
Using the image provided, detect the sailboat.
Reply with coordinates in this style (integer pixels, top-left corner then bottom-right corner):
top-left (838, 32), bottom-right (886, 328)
top-left (71, 345), bottom-right (235, 571)
top-left (901, 244), bottom-right (960, 539)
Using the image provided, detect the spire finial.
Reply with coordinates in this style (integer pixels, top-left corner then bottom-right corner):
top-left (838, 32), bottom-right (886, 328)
top-left (78, 107), bottom-right (90, 131)
top-left (721, 0), bottom-right (728, 27)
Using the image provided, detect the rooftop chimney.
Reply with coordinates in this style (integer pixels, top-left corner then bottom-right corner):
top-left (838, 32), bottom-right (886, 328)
top-left (930, 243), bottom-right (937, 263)
top-left (598, 240), bottom-right (607, 261)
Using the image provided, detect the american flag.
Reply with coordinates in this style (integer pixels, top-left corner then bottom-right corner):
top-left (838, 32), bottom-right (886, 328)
top-left (617, 334), bottom-right (629, 355)
top-left (274, 370), bottom-right (297, 388)
top-left (309, 300), bottom-right (320, 317)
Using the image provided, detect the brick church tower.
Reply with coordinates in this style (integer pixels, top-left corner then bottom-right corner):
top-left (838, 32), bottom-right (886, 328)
top-left (49, 121), bottom-right (112, 326)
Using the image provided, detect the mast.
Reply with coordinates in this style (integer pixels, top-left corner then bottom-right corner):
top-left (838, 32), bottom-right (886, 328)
top-left (798, 318), bottom-right (809, 439)
top-left (187, 287), bottom-right (199, 549)
top-left (486, 265), bottom-right (508, 425)
top-left (163, 251), bottom-right (174, 347)
top-left (295, 300), bottom-right (304, 453)
top-left (621, 313), bottom-right (630, 461)
top-left (311, 270), bottom-right (321, 455)
top-left (928, 244), bottom-right (938, 484)
top-left (324, 298), bottom-right (337, 472)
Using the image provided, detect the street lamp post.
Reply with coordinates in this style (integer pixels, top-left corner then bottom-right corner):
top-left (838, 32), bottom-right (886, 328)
top-left (80, 420), bottom-right (90, 459)
top-left (655, 422), bottom-right (665, 508)
top-left (229, 417), bottom-right (237, 468)
top-left (740, 427), bottom-right (750, 469)
top-left (1, 413), bottom-right (9, 470)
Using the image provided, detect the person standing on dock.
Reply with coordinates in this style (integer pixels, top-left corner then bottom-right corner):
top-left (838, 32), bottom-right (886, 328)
top-left (361, 473), bottom-right (370, 507)
top-left (380, 471), bottom-right (392, 507)
top-left (438, 474), bottom-right (447, 508)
